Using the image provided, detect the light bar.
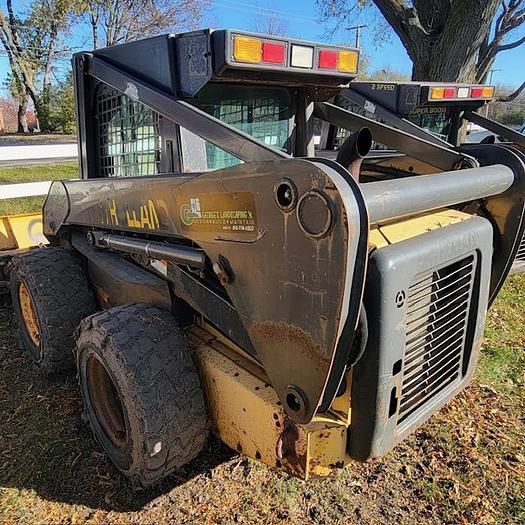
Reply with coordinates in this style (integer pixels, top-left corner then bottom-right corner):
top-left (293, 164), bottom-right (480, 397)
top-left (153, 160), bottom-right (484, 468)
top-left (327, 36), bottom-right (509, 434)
top-left (428, 84), bottom-right (495, 101)
top-left (228, 31), bottom-right (359, 77)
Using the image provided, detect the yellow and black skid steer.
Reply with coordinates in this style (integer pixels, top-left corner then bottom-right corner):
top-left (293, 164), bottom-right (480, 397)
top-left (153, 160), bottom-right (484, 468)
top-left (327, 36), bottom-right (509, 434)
top-left (2, 30), bottom-right (525, 487)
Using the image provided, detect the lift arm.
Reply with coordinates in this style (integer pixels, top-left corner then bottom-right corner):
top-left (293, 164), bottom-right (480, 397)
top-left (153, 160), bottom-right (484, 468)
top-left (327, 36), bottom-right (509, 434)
top-left (463, 111), bottom-right (525, 148)
top-left (313, 102), bottom-right (477, 171)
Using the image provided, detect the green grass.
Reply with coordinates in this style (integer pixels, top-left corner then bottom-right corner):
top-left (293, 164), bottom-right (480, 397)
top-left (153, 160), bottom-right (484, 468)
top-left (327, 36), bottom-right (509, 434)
top-left (0, 133), bottom-right (76, 144)
top-left (480, 275), bottom-right (525, 390)
top-left (0, 162), bottom-right (78, 216)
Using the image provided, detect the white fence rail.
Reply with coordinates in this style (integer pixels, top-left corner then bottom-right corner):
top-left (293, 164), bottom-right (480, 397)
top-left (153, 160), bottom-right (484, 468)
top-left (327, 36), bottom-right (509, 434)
top-left (0, 144), bottom-right (77, 162)
top-left (0, 181), bottom-right (53, 200)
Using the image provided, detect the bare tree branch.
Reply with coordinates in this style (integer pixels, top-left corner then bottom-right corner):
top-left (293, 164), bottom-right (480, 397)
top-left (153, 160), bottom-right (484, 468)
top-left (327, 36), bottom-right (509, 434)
top-left (497, 80), bottom-right (525, 101)
top-left (476, 0), bottom-right (525, 82)
top-left (371, 0), bottom-right (431, 66)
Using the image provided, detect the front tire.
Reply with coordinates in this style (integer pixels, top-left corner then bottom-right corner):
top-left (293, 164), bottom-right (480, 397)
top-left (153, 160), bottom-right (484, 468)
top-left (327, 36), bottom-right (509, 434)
top-left (9, 247), bottom-right (96, 374)
top-left (75, 303), bottom-right (209, 487)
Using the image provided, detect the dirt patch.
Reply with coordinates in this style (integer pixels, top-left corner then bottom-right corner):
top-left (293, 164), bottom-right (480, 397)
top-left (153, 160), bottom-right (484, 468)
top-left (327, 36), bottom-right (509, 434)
top-left (0, 276), bottom-right (524, 524)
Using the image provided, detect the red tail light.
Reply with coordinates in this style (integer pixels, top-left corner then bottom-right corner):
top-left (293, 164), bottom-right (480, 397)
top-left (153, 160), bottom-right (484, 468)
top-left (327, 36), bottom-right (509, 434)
top-left (470, 87), bottom-right (483, 97)
top-left (318, 50), bottom-right (338, 69)
top-left (262, 42), bottom-right (286, 64)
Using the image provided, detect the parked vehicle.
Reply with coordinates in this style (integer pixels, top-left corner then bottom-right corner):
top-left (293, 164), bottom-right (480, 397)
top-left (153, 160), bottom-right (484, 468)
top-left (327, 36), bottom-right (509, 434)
top-left (1, 30), bottom-right (524, 487)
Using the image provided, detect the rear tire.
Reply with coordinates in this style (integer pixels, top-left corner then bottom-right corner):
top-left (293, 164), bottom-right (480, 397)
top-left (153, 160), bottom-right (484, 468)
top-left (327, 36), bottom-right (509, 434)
top-left (8, 247), bottom-right (96, 374)
top-left (75, 303), bottom-right (209, 487)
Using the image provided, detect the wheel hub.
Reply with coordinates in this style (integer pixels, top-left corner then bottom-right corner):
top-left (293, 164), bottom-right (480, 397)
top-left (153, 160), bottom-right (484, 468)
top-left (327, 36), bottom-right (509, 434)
top-left (86, 356), bottom-right (127, 448)
top-left (18, 281), bottom-right (40, 347)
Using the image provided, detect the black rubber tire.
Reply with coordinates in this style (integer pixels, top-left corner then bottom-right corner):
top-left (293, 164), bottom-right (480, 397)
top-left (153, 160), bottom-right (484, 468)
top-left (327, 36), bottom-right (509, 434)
top-left (75, 303), bottom-right (209, 487)
top-left (8, 247), bottom-right (96, 374)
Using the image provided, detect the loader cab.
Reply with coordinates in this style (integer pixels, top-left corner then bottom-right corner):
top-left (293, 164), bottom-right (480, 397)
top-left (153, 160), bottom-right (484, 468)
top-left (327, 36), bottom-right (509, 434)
top-left (318, 81), bottom-right (497, 153)
top-left (181, 83), bottom-right (294, 171)
top-left (76, 29), bottom-right (360, 180)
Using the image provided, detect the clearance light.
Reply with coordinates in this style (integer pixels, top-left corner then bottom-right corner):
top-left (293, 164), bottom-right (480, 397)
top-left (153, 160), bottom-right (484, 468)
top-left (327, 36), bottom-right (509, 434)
top-left (291, 44), bottom-right (314, 68)
top-left (262, 41), bottom-right (286, 64)
top-left (229, 32), bottom-right (359, 76)
top-left (338, 50), bottom-right (358, 73)
top-left (429, 84), bottom-right (496, 102)
top-left (233, 35), bottom-right (262, 63)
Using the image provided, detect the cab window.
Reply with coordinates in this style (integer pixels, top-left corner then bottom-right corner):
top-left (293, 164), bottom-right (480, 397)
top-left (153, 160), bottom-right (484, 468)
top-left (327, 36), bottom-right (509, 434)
top-left (182, 84), bottom-right (293, 171)
top-left (96, 84), bottom-right (161, 177)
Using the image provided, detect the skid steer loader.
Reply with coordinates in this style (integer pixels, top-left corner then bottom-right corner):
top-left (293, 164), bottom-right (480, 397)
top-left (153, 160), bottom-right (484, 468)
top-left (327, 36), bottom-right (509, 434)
top-left (3, 29), bottom-right (525, 487)
top-left (318, 80), bottom-right (525, 273)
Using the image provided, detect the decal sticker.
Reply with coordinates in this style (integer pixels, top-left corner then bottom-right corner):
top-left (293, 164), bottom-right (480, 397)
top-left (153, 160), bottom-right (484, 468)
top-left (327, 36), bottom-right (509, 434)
top-left (410, 106), bottom-right (447, 115)
top-left (176, 192), bottom-right (257, 236)
top-left (102, 198), bottom-right (163, 231)
top-left (364, 100), bottom-right (376, 114)
top-left (124, 82), bottom-right (139, 100)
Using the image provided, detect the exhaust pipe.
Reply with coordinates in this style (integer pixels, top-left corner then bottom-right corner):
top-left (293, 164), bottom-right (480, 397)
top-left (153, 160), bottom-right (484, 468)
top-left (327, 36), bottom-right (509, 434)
top-left (335, 127), bottom-right (373, 181)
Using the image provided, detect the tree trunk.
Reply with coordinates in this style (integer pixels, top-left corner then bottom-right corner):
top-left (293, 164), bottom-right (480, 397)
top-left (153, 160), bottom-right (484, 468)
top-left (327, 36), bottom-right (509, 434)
top-left (17, 96), bottom-right (28, 133)
top-left (27, 88), bottom-right (41, 133)
top-left (374, 0), bottom-right (501, 82)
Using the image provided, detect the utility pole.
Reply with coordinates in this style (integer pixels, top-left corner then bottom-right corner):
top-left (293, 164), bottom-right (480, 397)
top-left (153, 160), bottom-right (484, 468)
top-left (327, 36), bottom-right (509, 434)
top-left (485, 68), bottom-right (502, 116)
top-left (488, 68), bottom-right (502, 85)
top-left (346, 24), bottom-right (367, 48)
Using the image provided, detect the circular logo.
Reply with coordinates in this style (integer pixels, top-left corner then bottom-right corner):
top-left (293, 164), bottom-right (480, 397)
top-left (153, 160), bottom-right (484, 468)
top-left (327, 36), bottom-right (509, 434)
top-left (395, 290), bottom-right (406, 308)
top-left (180, 203), bottom-right (196, 226)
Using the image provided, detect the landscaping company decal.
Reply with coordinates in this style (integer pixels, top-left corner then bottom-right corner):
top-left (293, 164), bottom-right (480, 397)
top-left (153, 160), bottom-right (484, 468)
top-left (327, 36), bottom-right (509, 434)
top-left (177, 192), bottom-right (257, 236)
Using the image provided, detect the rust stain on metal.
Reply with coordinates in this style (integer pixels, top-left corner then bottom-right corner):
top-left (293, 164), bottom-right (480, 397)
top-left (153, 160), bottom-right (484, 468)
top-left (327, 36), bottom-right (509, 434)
top-left (250, 321), bottom-right (330, 370)
top-left (275, 417), bottom-right (307, 478)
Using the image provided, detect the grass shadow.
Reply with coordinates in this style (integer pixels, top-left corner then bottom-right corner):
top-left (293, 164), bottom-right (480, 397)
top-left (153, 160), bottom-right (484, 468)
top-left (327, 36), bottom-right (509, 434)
top-left (0, 306), bottom-right (233, 512)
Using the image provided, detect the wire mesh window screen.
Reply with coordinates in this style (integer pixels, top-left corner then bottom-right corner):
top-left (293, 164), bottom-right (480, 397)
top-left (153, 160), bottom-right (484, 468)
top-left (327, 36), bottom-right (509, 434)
top-left (96, 84), bottom-right (160, 177)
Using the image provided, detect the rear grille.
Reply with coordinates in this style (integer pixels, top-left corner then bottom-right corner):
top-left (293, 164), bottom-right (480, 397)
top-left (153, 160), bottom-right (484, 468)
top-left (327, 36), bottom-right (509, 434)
top-left (398, 255), bottom-right (476, 424)
top-left (516, 232), bottom-right (525, 262)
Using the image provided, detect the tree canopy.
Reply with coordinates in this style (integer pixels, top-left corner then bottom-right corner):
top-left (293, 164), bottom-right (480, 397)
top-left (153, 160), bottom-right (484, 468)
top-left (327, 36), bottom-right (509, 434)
top-left (318, 0), bottom-right (524, 84)
top-left (0, 0), bottom-right (209, 132)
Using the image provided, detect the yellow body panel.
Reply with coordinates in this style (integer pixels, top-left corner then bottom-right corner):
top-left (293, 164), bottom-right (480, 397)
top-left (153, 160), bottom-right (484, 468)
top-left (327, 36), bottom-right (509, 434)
top-left (378, 209), bottom-right (471, 244)
top-left (0, 212), bottom-right (45, 252)
top-left (188, 325), bottom-right (350, 480)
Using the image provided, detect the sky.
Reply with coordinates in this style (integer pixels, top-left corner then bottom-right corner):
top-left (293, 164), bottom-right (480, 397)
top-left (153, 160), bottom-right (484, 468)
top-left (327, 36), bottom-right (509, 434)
top-left (0, 0), bottom-right (523, 96)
